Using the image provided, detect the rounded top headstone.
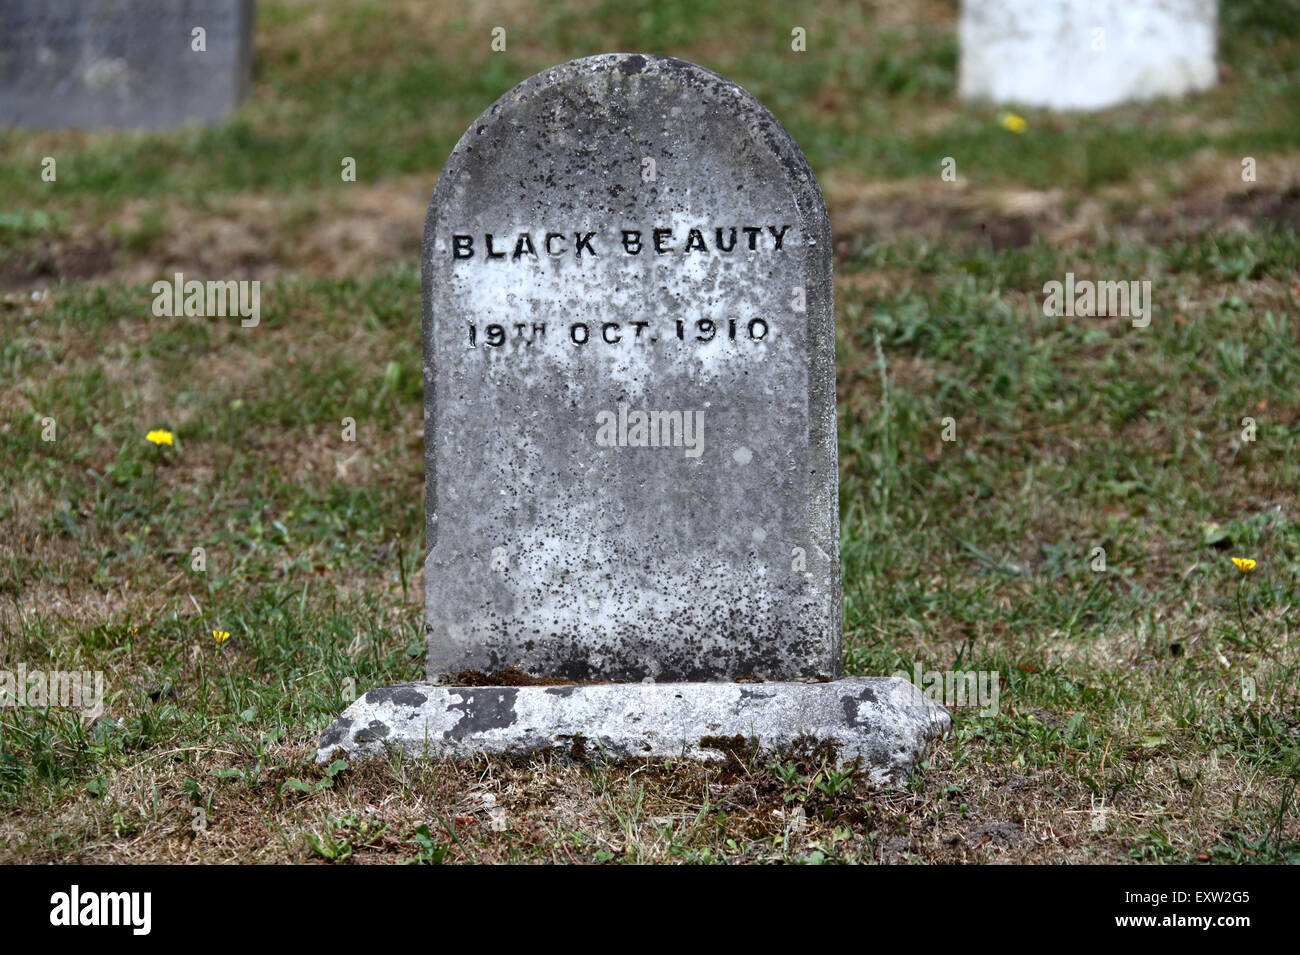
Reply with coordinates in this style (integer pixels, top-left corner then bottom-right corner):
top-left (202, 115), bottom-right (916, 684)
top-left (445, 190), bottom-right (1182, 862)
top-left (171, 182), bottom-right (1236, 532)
top-left (421, 54), bottom-right (840, 684)
top-left (424, 53), bottom-right (830, 263)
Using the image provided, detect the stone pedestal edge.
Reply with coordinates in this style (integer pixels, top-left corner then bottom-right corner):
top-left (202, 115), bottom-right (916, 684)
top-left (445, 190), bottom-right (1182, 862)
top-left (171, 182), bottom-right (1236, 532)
top-left (317, 677), bottom-right (950, 787)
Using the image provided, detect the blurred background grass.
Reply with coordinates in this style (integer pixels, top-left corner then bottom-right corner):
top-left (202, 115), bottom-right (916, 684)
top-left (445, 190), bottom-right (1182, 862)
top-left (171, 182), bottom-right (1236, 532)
top-left (0, 0), bottom-right (1297, 207)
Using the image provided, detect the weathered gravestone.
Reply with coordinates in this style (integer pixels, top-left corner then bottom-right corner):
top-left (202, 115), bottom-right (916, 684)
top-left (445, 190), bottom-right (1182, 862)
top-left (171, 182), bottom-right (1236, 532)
top-left (958, 0), bottom-right (1218, 111)
top-left (0, 0), bottom-right (255, 130)
top-left (319, 54), bottom-right (948, 784)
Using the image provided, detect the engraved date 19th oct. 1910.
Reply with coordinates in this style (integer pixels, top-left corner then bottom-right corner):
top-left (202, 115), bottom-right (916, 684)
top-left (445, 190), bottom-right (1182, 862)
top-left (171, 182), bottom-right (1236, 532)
top-left (463, 317), bottom-right (771, 349)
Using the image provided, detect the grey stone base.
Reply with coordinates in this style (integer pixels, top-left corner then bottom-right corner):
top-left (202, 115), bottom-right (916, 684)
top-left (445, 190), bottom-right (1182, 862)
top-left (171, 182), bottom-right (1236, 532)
top-left (317, 677), bottom-right (950, 787)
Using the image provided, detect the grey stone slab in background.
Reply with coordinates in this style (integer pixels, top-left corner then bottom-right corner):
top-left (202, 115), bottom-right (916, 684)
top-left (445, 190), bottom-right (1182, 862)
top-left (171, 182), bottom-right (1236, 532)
top-left (0, 0), bottom-right (255, 130)
top-left (317, 678), bottom-right (951, 786)
top-left (422, 53), bottom-right (840, 683)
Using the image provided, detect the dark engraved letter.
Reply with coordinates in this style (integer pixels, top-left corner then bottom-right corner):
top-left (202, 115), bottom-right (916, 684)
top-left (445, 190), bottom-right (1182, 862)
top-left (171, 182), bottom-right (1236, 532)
top-left (768, 225), bottom-right (789, 250)
top-left (653, 228), bottom-right (674, 253)
top-left (715, 227), bottom-right (737, 252)
top-left (743, 226), bottom-right (762, 250)
top-left (452, 234), bottom-right (474, 259)
top-left (485, 234), bottom-right (506, 259)
top-left (602, 322), bottom-right (622, 343)
top-left (748, 318), bottom-right (769, 340)
top-left (570, 322), bottom-right (589, 344)
top-left (621, 230), bottom-right (642, 254)
top-left (545, 232), bottom-right (567, 256)
top-left (685, 228), bottom-right (707, 253)
top-left (574, 232), bottom-right (597, 258)
top-left (512, 233), bottom-right (538, 260)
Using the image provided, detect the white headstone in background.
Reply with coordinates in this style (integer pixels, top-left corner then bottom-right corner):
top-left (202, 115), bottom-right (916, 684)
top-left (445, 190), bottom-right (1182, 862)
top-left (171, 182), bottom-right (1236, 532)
top-left (958, 0), bottom-right (1218, 111)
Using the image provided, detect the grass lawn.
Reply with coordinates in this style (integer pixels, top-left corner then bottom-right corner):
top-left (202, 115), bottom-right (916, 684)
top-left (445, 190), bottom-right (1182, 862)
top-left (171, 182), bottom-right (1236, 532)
top-left (0, 0), bottom-right (1297, 863)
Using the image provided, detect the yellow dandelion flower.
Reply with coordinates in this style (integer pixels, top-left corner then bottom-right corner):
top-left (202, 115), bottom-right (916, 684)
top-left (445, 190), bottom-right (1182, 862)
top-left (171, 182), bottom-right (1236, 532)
top-left (213, 630), bottom-right (231, 644)
top-left (1231, 557), bottom-right (1256, 573)
top-left (1000, 112), bottom-right (1027, 134)
top-left (146, 429), bottom-right (174, 446)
